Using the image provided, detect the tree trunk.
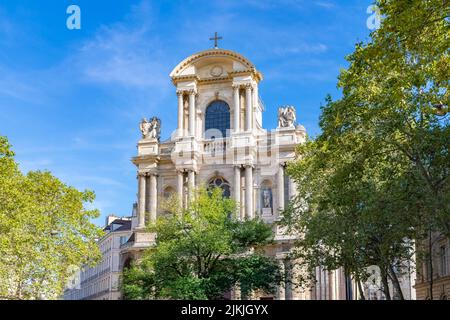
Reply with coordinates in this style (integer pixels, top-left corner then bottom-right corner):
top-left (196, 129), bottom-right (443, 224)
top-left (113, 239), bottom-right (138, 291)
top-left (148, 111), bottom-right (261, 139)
top-left (388, 264), bottom-right (405, 300)
top-left (357, 279), bottom-right (366, 300)
top-left (428, 229), bottom-right (434, 300)
top-left (380, 267), bottom-right (391, 300)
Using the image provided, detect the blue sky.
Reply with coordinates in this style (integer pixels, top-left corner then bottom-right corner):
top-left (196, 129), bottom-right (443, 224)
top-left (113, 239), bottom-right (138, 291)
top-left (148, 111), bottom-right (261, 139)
top-left (0, 0), bottom-right (373, 225)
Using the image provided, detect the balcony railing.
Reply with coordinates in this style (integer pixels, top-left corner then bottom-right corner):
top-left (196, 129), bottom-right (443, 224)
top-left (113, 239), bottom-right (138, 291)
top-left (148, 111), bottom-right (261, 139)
top-left (203, 138), bottom-right (227, 156)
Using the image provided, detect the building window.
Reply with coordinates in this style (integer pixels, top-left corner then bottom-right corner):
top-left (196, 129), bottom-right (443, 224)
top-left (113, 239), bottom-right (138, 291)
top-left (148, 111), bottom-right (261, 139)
top-left (205, 100), bottom-right (230, 138)
top-left (440, 245), bottom-right (448, 276)
top-left (119, 236), bottom-right (128, 246)
top-left (163, 186), bottom-right (175, 199)
top-left (208, 177), bottom-right (231, 198)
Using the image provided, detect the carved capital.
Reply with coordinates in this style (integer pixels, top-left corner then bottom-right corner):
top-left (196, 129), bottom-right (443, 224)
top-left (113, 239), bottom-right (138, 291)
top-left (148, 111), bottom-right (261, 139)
top-left (232, 84), bottom-right (241, 90)
top-left (176, 89), bottom-right (185, 96)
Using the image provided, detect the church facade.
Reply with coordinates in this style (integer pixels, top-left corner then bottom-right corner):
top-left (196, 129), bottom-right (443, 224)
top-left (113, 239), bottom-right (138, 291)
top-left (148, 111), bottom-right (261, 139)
top-left (120, 46), bottom-right (311, 299)
top-left (62, 45), bottom-right (419, 301)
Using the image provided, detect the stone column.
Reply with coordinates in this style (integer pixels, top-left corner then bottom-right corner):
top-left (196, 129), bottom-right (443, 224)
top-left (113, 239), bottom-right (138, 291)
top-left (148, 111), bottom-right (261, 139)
top-left (245, 84), bottom-right (252, 131)
top-left (137, 173), bottom-right (146, 228)
top-left (245, 165), bottom-right (253, 219)
top-left (284, 259), bottom-right (293, 300)
top-left (149, 173), bottom-right (157, 223)
top-left (278, 164), bottom-right (285, 212)
top-left (177, 91), bottom-right (184, 135)
top-left (253, 84), bottom-right (258, 127)
top-left (234, 165), bottom-right (241, 219)
top-left (177, 170), bottom-right (184, 208)
top-left (188, 170), bottom-right (195, 202)
top-left (145, 175), bottom-right (150, 213)
top-left (253, 84), bottom-right (259, 109)
top-left (240, 178), bottom-right (245, 220)
top-left (277, 260), bottom-right (285, 300)
top-left (233, 85), bottom-right (240, 133)
top-left (188, 90), bottom-right (196, 136)
top-left (289, 176), bottom-right (297, 199)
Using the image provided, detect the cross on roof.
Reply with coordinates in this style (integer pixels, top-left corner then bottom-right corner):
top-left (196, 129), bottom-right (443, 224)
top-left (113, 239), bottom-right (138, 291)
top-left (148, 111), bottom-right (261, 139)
top-left (209, 32), bottom-right (223, 49)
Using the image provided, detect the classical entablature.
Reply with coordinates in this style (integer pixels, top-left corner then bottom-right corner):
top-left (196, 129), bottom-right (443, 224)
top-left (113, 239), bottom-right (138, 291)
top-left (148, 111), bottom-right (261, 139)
top-left (169, 49), bottom-right (263, 84)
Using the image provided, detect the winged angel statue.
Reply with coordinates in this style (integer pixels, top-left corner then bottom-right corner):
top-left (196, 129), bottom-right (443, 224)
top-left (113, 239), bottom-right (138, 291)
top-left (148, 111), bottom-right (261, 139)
top-left (139, 117), bottom-right (161, 140)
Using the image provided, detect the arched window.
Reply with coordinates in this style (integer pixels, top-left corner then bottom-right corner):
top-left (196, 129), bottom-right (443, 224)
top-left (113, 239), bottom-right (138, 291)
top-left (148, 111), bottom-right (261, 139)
top-left (163, 186), bottom-right (175, 199)
top-left (205, 100), bottom-right (230, 138)
top-left (208, 177), bottom-right (231, 198)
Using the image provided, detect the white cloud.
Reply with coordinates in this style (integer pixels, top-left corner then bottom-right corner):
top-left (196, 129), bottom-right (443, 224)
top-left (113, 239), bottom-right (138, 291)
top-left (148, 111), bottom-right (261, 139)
top-left (85, 199), bottom-right (113, 215)
top-left (72, 1), bottom-right (168, 91)
top-left (314, 1), bottom-right (335, 9)
top-left (19, 158), bottom-right (53, 173)
top-left (272, 43), bottom-right (328, 56)
top-left (75, 25), bottom-right (167, 89)
top-left (69, 175), bottom-right (126, 188)
top-left (0, 66), bottom-right (50, 104)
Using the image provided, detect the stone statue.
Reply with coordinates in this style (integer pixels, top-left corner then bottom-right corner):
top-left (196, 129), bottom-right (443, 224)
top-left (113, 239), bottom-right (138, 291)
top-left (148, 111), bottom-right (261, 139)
top-left (263, 189), bottom-right (271, 208)
top-left (263, 189), bottom-right (272, 208)
top-left (278, 106), bottom-right (297, 128)
top-left (140, 116), bottom-right (161, 140)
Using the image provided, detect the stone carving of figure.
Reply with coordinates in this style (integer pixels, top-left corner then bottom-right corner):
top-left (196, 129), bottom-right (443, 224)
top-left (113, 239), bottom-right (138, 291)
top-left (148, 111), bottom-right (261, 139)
top-left (263, 189), bottom-right (272, 208)
top-left (278, 106), bottom-right (297, 128)
top-left (140, 118), bottom-right (151, 137)
top-left (140, 117), bottom-right (161, 140)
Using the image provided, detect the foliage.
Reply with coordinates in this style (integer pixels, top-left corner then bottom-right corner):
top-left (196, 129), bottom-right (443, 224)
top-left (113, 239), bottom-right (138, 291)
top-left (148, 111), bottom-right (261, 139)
top-left (0, 136), bottom-right (103, 299)
top-left (122, 187), bottom-right (280, 300)
top-left (283, 0), bottom-right (449, 299)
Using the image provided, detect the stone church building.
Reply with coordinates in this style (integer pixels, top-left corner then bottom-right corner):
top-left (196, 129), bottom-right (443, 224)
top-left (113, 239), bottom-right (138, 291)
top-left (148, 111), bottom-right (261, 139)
top-left (119, 45), bottom-right (315, 299)
top-left (64, 44), bottom-right (374, 300)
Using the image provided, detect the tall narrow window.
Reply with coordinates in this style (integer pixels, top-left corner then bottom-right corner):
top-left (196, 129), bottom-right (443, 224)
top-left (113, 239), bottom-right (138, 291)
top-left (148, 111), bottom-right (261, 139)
top-left (205, 100), bottom-right (230, 138)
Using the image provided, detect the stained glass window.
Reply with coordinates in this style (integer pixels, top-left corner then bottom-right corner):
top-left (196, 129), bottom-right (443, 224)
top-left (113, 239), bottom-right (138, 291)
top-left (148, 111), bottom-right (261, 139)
top-left (205, 100), bottom-right (230, 138)
top-left (208, 177), bottom-right (231, 198)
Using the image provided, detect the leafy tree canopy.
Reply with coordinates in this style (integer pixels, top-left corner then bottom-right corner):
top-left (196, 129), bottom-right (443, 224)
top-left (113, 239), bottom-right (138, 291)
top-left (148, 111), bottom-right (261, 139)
top-left (0, 136), bottom-right (103, 299)
top-left (283, 0), bottom-right (449, 299)
top-left (122, 187), bottom-right (280, 300)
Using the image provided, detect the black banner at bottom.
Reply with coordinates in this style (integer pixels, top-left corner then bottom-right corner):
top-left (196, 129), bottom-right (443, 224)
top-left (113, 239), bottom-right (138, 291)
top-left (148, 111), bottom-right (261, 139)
top-left (1, 300), bottom-right (446, 319)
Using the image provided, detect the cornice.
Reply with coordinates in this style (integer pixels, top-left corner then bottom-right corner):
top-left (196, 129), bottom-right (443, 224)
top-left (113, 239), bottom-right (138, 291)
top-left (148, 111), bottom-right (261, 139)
top-left (170, 49), bottom-right (255, 78)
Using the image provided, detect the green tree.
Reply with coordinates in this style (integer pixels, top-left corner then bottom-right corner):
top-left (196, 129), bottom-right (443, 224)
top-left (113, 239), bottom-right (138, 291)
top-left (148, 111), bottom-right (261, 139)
top-left (0, 136), bottom-right (103, 299)
top-left (283, 0), bottom-right (449, 299)
top-left (122, 187), bottom-right (280, 300)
